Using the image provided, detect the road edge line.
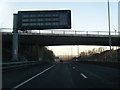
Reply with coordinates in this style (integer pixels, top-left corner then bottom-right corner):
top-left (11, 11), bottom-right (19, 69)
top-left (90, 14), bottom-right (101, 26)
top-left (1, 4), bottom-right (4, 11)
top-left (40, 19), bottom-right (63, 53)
top-left (11, 64), bottom-right (57, 89)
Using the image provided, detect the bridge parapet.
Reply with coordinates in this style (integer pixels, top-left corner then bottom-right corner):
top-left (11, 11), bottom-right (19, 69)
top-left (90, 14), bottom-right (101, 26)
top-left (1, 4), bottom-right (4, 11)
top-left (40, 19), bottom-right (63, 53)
top-left (1, 28), bottom-right (120, 37)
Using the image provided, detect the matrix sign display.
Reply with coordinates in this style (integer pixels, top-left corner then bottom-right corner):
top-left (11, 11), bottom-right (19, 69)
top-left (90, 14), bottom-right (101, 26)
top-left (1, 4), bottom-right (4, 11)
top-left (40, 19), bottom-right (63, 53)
top-left (17, 10), bottom-right (71, 30)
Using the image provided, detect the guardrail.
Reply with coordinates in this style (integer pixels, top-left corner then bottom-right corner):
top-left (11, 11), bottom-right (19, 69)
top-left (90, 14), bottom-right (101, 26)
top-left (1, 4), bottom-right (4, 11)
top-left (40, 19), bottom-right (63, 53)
top-left (1, 61), bottom-right (37, 66)
top-left (1, 28), bottom-right (120, 37)
top-left (0, 61), bottom-right (41, 72)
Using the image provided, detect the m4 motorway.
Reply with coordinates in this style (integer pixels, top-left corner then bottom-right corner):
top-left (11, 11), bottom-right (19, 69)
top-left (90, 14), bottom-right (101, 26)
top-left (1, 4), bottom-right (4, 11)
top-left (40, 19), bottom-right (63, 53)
top-left (3, 61), bottom-right (120, 89)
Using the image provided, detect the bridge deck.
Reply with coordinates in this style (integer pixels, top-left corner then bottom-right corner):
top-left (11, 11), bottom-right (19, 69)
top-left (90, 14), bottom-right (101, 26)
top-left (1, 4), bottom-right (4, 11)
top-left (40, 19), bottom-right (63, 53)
top-left (2, 32), bottom-right (120, 46)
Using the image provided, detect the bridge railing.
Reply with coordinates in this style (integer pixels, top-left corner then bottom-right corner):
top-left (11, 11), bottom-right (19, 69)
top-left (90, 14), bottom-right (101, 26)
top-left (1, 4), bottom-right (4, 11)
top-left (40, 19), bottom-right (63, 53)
top-left (1, 28), bottom-right (120, 37)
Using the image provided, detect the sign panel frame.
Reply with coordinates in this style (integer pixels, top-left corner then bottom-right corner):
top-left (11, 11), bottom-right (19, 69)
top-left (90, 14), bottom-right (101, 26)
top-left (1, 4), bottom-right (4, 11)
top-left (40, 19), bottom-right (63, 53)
top-left (17, 10), bottom-right (71, 30)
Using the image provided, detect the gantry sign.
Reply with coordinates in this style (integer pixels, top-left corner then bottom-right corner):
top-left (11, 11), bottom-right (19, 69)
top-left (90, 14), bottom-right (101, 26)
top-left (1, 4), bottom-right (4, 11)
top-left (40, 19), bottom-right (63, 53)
top-left (12, 10), bottom-right (71, 61)
top-left (17, 10), bottom-right (71, 30)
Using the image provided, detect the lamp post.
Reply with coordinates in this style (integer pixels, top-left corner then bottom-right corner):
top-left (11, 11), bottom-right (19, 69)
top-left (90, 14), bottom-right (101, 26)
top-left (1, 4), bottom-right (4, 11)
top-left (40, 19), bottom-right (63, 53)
top-left (108, 0), bottom-right (112, 61)
top-left (71, 46), bottom-right (73, 60)
top-left (115, 30), bottom-right (118, 61)
top-left (77, 46), bottom-right (79, 59)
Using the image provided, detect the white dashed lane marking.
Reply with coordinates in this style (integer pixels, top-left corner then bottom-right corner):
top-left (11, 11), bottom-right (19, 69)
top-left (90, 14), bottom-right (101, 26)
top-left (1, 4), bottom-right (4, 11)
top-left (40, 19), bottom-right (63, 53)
top-left (81, 73), bottom-right (88, 79)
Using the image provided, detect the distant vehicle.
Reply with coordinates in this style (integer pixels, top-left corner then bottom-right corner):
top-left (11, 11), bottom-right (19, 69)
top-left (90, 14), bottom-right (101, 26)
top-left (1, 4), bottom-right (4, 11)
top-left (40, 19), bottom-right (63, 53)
top-left (75, 59), bottom-right (79, 62)
top-left (73, 59), bottom-right (79, 62)
top-left (59, 60), bottom-right (63, 62)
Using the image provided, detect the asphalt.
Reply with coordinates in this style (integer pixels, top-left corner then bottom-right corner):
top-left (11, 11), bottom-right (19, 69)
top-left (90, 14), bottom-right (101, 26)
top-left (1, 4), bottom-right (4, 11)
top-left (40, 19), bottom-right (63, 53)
top-left (2, 61), bottom-right (120, 89)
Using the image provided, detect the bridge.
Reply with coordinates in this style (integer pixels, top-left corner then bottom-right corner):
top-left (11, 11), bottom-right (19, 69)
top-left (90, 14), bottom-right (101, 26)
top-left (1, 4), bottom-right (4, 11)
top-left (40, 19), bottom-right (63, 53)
top-left (2, 29), bottom-right (120, 46)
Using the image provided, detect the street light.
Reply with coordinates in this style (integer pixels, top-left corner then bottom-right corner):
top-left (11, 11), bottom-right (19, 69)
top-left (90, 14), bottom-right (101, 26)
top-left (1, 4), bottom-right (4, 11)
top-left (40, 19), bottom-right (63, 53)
top-left (71, 46), bottom-right (73, 59)
top-left (77, 47), bottom-right (79, 57)
top-left (115, 30), bottom-right (118, 61)
top-left (108, 0), bottom-right (112, 61)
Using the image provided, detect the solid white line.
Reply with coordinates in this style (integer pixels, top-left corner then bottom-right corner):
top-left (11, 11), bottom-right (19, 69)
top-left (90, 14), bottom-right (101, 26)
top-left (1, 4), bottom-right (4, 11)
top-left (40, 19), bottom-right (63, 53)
top-left (81, 73), bottom-right (87, 79)
top-left (11, 64), bottom-right (56, 89)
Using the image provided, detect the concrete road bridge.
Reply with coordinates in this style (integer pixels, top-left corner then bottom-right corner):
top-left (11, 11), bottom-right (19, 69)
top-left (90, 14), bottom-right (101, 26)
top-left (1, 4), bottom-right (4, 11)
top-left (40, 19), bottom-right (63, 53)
top-left (2, 29), bottom-right (120, 46)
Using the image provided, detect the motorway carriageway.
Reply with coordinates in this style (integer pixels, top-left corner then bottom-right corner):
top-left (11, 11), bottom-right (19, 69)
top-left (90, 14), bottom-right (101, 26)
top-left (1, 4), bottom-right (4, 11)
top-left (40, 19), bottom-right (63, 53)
top-left (3, 61), bottom-right (120, 89)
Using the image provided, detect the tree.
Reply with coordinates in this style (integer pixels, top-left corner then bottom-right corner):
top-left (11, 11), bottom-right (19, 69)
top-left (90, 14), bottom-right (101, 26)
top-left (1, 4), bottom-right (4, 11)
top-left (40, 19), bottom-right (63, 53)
top-left (98, 47), bottom-right (105, 53)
